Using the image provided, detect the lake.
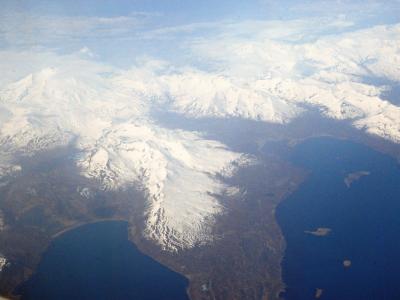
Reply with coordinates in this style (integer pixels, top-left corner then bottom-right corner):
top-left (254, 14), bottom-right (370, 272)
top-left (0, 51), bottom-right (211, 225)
top-left (17, 221), bottom-right (189, 300)
top-left (277, 137), bottom-right (400, 300)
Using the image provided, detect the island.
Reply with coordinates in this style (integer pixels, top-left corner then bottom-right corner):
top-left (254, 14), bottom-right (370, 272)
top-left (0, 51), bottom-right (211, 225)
top-left (315, 288), bottom-right (323, 298)
top-left (344, 171), bottom-right (370, 188)
top-left (343, 260), bottom-right (352, 268)
top-left (305, 227), bottom-right (332, 237)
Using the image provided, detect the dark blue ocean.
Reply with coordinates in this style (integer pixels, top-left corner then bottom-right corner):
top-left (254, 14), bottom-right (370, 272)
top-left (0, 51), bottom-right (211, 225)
top-left (18, 221), bottom-right (189, 300)
top-left (277, 137), bottom-right (400, 300)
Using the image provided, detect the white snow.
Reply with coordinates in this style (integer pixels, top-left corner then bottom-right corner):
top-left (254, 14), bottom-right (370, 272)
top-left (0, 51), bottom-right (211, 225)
top-left (0, 256), bottom-right (6, 272)
top-left (0, 22), bottom-right (399, 250)
top-left (0, 210), bottom-right (4, 232)
top-left (0, 60), bottom-right (243, 250)
top-left (149, 23), bottom-right (400, 142)
top-left (77, 187), bottom-right (94, 199)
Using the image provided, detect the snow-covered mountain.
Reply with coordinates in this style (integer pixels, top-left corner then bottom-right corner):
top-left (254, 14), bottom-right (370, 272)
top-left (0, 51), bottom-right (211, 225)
top-left (0, 23), bottom-right (399, 250)
top-left (0, 64), bottom-right (246, 251)
top-left (154, 24), bottom-right (400, 142)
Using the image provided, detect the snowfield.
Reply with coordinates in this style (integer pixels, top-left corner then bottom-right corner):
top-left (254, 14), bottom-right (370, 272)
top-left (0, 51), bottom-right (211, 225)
top-left (0, 256), bottom-right (6, 272)
top-left (0, 23), bottom-right (399, 250)
top-left (0, 65), bottom-right (245, 250)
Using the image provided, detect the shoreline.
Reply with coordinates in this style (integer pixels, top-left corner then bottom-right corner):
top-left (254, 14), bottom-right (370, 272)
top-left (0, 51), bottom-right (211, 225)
top-left (17, 220), bottom-right (191, 300)
top-left (51, 217), bottom-right (127, 239)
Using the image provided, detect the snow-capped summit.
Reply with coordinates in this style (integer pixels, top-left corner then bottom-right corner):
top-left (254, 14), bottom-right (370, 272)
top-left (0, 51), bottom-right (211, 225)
top-left (0, 64), bottom-right (244, 250)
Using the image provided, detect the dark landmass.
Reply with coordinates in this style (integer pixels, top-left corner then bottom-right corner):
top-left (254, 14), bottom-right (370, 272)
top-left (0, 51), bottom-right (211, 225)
top-left (130, 153), bottom-right (306, 300)
top-left (0, 146), bottom-right (147, 299)
top-left (0, 113), bottom-right (400, 300)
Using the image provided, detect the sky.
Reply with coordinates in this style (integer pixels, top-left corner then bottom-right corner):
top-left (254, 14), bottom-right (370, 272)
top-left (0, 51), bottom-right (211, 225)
top-left (1, 0), bottom-right (399, 67)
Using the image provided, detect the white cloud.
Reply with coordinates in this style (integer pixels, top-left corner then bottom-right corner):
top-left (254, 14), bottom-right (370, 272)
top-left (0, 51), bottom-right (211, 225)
top-left (79, 46), bottom-right (96, 58)
top-left (260, 0), bottom-right (400, 19)
top-left (0, 12), bottom-right (154, 50)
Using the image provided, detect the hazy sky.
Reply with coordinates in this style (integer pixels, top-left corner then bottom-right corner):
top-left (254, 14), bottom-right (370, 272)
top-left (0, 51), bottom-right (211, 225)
top-left (1, 0), bottom-right (399, 67)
